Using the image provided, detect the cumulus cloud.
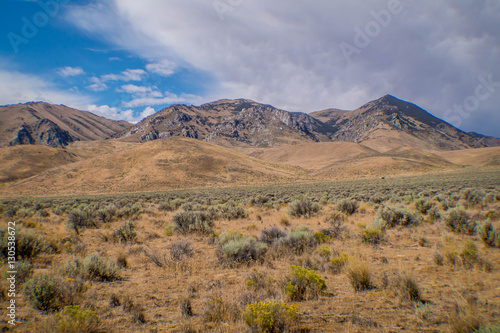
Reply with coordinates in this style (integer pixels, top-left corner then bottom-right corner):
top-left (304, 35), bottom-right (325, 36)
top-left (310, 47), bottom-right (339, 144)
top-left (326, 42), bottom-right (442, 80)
top-left (101, 69), bottom-right (147, 82)
top-left (140, 106), bottom-right (156, 119)
top-left (85, 104), bottom-right (137, 123)
top-left (65, 0), bottom-right (500, 136)
top-left (0, 68), bottom-right (92, 107)
top-left (58, 66), bottom-right (85, 77)
top-left (87, 77), bottom-right (108, 92)
top-left (146, 60), bottom-right (176, 77)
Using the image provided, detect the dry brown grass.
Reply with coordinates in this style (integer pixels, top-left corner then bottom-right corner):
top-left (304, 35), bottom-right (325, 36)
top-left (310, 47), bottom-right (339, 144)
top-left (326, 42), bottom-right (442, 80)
top-left (1, 189), bottom-right (499, 332)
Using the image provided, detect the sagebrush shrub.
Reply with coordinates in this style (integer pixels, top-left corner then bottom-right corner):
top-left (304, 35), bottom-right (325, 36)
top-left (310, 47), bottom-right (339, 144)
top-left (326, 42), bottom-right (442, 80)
top-left (278, 229), bottom-right (318, 255)
top-left (287, 197), bottom-right (320, 218)
top-left (24, 274), bottom-right (62, 311)
top-left (217, 235), bottom-right (268, 266)
top-left (445, 209), bottom-right (476, 235)
top-left (212, 201), bottom-right (248, 220)
top-left (284, 265), bottom-right (327, 301)
top-left (336, 199), bottom-right (359, 215)
top-left (83, 254), bottom-right (121, 281)
top-left (170, 241), bottom-right (193, 261)
top-left (0, 228), bottom-right (46, 260)
top-left (478, 222), bottom-right (500, 248)
top-left (66, 209), bottom-right (96, 234)
top-left (243, 300), bottom-right (298, 333)
top-left (114, 221), bottom-right (137, 243)
top-left (415, 199), bottom-right (433, 215)
top-left (373, 206), bottom-right (419, 229)
top-left (259, 226), bottom-right (288, 245)
top-left (172, 210), bottom-right (214, 234)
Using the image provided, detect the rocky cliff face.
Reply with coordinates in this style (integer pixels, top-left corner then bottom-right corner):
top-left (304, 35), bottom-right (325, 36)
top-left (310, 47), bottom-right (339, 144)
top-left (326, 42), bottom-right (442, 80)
top-left (310, 95), bottom-right (500, 150)
top-left (119, 99), bottom-right (334, 147)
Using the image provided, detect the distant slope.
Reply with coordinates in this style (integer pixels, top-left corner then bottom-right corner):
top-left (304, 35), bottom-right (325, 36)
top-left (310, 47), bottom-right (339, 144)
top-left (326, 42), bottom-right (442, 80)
top-left (0, 140), bottom-right (140, 184)
top-left (310, 95), bottom-right (500, 151)
top-left (0, 102), bottom-right (132, 147)
top-left (436, 147), bottom-right (500, 167)
top-left (0, 137), bottom-right (303, 196)
top-left (239, 141), bottom-right (457, 180)
top-left (117, 99), bottom-right (334, 147)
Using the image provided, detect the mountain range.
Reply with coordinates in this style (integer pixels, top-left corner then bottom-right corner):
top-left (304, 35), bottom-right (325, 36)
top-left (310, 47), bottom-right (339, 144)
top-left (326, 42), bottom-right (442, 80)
top-left (1, 95), bottom-right (499, 196)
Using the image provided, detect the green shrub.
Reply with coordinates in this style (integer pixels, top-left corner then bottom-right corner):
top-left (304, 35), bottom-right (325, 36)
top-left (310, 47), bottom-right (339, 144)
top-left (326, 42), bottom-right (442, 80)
top-left (217, 236), bottom-right (268, 266)
top-left (55, 305), bottom-right (102, 333)
top-left (287, 197), bottom-right (320, 218)
top-left (96, 205), bottom-right (116, 224)
top-left (478, 222), bottom-right (500, 248)
top-left (445, 209), bottom-right (476, 235)
top-left (243, 300), bottom-right (299, 333)
top-left (83, 254), bottom-right (121, 281)
top-left (329, 253), bottom-right (349, 273)
top-left (314, 232), bottom-right (330, 244)
top-left (24, 274), bottom-right (62, 311)
top-left (172, 210), bottom-right (214, 234)
top-left (360, 228), bottom-right (383, 244)
top-left (284, 265), bottom-right (327, 301)
top-left (415, 199), bottom-right (433, 215)
top-left (279, 229), bottom-right (317, 255)
top-left (336, 199), bottom-right (359, 215)
top-left (373, 206), bottom-right (419, 229)
top-left (114, 221), bottom-right (137, 243)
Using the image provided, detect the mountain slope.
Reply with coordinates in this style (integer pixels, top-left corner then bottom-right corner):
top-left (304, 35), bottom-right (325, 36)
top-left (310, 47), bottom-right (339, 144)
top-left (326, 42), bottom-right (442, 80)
top-left (0, 102), bottom-right (132, 147)
top-left (0, 137), bottom-right (303, 196)
top-left (310, 95), bottom-right (500, 151)
top-left (117, 99), bottom-right (334, 147)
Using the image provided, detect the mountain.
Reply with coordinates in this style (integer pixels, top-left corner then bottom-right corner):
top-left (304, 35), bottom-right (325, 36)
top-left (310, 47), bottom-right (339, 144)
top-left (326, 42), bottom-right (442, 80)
top-left (0, 102), bottom-right (132, 147)
top-left (117, 99), bottom-right (334, 147)
top-left (310, 95), bottom-right (500, 151)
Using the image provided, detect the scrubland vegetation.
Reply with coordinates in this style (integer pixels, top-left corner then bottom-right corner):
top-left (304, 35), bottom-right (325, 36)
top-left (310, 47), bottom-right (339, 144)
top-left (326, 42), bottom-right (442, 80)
top-left (0, 169), bottom-right (500, 332)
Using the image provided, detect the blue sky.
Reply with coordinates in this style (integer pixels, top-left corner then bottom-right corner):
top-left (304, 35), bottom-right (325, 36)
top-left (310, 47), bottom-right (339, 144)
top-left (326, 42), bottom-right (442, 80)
top-left (1, 0), bottom-right (499, 137)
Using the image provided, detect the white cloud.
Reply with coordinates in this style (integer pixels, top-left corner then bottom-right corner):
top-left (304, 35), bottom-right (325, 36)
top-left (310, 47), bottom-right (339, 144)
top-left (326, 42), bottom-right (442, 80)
top-left (0, 68), bottom-right (92, 107)
top-left (65, 0), bottom-right (500, 136)
top-left (119, 84), bottom-right (162, 98)
top-left (86, 77), bottom-right (108, 92)
top-left (146, 60), bottom-right (176, 77)
top-left (140, 106), bottom-right (156, 119)
top-left (101, 69), bottom-right (147, 82)
top-left (58, 66), bottom-right (85, 77)
top-left (123, 91), bottom-right (202, 108)
top-left (85, 104), bottom-right (137, 123)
